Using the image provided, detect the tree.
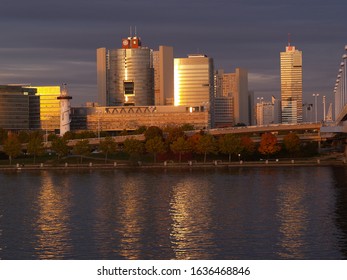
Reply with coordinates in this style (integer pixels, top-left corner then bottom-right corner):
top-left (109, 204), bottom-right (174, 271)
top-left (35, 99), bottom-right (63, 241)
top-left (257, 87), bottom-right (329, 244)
top-left (123, 138), bottom-right (144, 161)
top-left (258, 133), bottom-right (281, 158)
top-left (144, 126), bottom-right (163, 140)
top-left (18, 131), bottom-right (30, 143)
top-left (283, 132), bottom-right (301, 157)
top-left (170, 136), bottom-right (191, 163)
top-left (164, 126), bottom-right (185, 144)
top-left (187, 133), bottom-right (202, 153)
top-left (3, 134), bottom-right (21, 165)
top-left (218, 134), bottom-right (243, 162)
top-left (99, 136), bottom-right (118, 163)
top-left (241, 136), bottom-right (256, 158)
top-left (195, 134), bottom-right (217, 163)
top-left (72, 139), bottom-right (91, 163)
top-left (145, 136), bottom-right (165, 163)
top-left (0, 128), bottom-right (7, 145)
top-left (180, 123), bottom-right (195, 131)
top-left (27, 136), bottom-right (44, 164)
top-left (51, 137), bottom-right (69, 160)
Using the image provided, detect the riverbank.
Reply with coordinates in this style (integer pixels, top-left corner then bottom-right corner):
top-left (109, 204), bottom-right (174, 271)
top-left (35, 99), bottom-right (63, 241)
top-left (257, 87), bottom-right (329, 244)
top-left (0, 157), bottom-right (346, 171)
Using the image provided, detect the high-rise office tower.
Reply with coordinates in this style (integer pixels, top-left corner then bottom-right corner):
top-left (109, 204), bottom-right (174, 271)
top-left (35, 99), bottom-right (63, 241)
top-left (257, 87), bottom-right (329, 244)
top-left (280, 44), bottom-right (303, 123)
top-left (97, 36), bottom-right (154, 106)
top-left (153, 46), bottom-right (174, 105)
top-left (215, 68), bottom-right (251, 125)
top-left (174, 54), bottom-right (214, 107)
top-left (174, 54), bottom-right (214, 127)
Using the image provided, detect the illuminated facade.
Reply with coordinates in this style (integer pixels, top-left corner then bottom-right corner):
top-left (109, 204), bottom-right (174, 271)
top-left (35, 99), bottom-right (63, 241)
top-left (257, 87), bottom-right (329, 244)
top-left (29, 86), bottom-right (61, 131)
top-left (280, 45), bottom-right (303, 123)
top-left (97, 36), bottom-right (154, 106)
top-left (174, 54), bottom-right (214, 107)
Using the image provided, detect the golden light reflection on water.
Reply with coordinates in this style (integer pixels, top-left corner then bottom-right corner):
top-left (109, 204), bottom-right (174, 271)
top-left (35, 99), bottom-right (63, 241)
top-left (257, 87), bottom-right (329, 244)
top-left (34, 171), bottom-right (72, 259)
top-left (169, 178), bottom-right (217, 259)
top-left (115, 176), bottom-right (146, 260)
top-left (276, 178), bottom-right (308, 259)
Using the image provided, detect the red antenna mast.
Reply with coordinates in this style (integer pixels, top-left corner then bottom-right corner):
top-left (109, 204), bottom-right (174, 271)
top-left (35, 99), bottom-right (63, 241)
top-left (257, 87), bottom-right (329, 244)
top-left (288, 33), bottom-right (291, 46)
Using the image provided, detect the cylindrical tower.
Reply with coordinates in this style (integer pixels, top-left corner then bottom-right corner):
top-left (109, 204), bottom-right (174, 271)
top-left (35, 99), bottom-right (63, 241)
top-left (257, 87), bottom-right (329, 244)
top-left (57, 84), bottom-right (72, 136)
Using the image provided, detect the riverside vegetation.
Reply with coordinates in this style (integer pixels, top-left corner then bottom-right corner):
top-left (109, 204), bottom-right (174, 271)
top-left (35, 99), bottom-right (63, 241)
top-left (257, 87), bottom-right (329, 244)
top-left (0, 125), bottom-right (323, 166)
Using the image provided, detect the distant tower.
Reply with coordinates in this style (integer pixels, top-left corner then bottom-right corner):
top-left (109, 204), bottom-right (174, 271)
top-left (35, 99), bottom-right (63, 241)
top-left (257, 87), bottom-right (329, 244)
top-left (57, 84), bottom-right (72, 136)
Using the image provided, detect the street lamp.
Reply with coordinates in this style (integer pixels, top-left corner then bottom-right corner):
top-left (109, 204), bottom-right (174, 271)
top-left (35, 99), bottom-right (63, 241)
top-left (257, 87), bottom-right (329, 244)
top-left (322, 95), bottom-right (326, 122)
top-left (312, 93), bottom-right (319, 123)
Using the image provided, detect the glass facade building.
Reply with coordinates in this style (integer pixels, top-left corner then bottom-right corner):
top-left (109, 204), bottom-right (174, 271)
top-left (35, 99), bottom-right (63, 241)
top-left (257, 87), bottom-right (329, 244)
top-left (0, 85), bottom-right (40, 130)
top-left (97, 36), bottom-right (154, 106)
top-left (29, 86), bottom-right (61, 131)
top-left (280, 45), bottom-right (303, 123)
top-left (174, 55), bottom-right (214, 107)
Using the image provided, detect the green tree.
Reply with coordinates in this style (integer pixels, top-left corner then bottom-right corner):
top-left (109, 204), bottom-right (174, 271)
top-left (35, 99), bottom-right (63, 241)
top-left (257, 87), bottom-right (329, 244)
top-left (99, 136), bottom-right (118, 163)
top-left (3, 134), bottom-right (22, 165)
top-left (51, 137), bottom-right (69, 160)
top-left (145, 136), bottom-right (165, 163)
top-left (72, 139), bottom-right (91, 163)
top-left (62, 131), bottom-right (76, 140)
top-left (123, 138), bottom-right (144, 161)
top-left (283, 132), bottom-right (301, 157)
top-left (144, 126), bottom-right (163, 140)
top-left (27, 136), bottom-right (45, 164)
top-left (18, 131), bottom-right (30, 143)
top-left (180, 123), bottom-right (195, 131)
top-left (133, 126), bottom-right (147, 135)
top-left (258, 133), bottom-right (281, 158)
top-left (170, 136), bottom-right (191, 163)
top-left (195, 134), bottom-right (217, 163)
top-left (164, 126), bottom-right (185, 145)
top-left (218, 134), bottom-right (243, 162)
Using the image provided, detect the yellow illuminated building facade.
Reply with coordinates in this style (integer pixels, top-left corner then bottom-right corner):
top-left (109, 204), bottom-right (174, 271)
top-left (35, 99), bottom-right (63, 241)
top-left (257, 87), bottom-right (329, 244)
top-left (174, 54), bottom-right (214, 107)
top-left (29, 86), bottom-right (61, 131)
top-left (280, 45), bottom-right (303, 123)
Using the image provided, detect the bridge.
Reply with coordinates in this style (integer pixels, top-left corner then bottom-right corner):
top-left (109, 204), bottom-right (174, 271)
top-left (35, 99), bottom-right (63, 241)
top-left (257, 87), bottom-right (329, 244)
top-left (320, 46), bottom-right (347, 139)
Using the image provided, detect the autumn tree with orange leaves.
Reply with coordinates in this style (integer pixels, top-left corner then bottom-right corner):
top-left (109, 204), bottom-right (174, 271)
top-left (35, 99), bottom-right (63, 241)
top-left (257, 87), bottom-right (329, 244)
top-left (258, 133), bottom-right (281, 158)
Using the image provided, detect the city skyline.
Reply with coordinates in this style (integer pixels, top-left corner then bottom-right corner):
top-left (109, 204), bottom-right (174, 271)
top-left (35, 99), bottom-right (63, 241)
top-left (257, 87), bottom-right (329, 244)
top-left (0, 0), bottom-right (346, 112)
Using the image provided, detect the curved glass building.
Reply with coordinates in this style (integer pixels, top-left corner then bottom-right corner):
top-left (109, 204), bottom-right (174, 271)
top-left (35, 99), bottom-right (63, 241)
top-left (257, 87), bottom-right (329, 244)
top-left (97, 36), bottom-right (154, 106)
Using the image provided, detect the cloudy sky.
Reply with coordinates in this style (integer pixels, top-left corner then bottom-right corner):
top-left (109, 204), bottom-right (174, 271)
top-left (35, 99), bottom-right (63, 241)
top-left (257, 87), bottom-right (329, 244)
top-left (0, 0), bottom-right (346, 112)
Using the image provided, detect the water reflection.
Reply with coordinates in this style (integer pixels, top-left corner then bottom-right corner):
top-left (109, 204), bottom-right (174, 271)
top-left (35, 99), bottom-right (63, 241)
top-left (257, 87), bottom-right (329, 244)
top-left (0, 167), bottom-right (346, 259)
top-left (276, 170), bottom-right (309, 259)
top-left (332, 167), bottom-right (347, 258)
top-left (170, 176), bottom-right (217, 259)
top-left (114, 175), bottom-right (147, 259)
top-left (34, 171), bottom-right (73, 259)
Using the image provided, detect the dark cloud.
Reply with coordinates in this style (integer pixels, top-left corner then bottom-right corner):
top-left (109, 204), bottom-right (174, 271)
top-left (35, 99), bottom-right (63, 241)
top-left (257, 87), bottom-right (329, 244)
top-left (0, 0), bottom-right (346, 107)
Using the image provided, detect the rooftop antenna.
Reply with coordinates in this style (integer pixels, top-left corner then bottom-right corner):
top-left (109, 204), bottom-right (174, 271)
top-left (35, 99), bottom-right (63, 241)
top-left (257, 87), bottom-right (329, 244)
top-left (130, 26), bottom-right (132, 37)
top-left (288, 33), bottom-right (291, 46)
top-left (135, 26), bottom-right (137, 37)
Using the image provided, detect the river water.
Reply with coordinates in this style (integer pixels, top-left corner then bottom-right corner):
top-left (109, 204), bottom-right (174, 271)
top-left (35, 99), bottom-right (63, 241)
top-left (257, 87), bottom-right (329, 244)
top-left (0, 166), bottom-right (346, 260)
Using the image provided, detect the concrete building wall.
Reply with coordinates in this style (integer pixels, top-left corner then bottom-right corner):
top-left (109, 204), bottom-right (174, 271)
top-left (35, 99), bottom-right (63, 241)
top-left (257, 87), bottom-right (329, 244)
top-left (96, 48), bottom-right (108, 106)
top-left (153, 46), bottom-right (174, 106)
top-left (71, 105), bottom-right (209, 131)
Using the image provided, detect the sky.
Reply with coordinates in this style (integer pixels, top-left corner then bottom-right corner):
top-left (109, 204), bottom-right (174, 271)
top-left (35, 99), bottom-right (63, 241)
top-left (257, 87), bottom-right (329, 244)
top-left (0, 0), bottom-right (346, 116)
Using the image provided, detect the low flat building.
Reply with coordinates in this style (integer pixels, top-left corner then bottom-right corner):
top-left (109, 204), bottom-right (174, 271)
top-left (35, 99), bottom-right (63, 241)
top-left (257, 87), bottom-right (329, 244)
top-left (71, 105), bottom-right (209, 132)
